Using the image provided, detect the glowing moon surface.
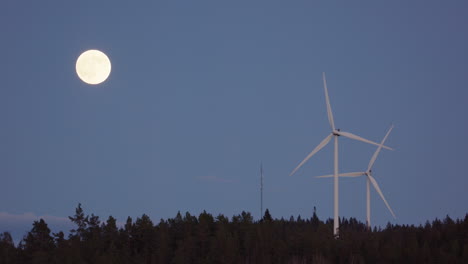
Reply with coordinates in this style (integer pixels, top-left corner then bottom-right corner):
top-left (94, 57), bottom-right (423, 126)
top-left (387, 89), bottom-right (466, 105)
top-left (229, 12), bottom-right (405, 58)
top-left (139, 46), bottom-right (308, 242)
top-left (76, 50), bottom-right (111, 85)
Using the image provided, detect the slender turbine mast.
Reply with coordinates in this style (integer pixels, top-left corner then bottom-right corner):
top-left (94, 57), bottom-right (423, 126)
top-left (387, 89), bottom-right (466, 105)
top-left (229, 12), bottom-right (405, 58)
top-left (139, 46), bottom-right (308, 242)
top-left (289, 72), bottom-right (392, 237)
top-left (260, 162), bottom-right (263, 219)
top-left (316, 125), bottom-right (396, 229)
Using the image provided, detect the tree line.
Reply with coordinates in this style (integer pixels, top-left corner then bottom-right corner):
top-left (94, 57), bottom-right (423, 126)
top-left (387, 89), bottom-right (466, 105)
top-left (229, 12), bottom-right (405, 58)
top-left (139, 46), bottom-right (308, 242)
top-left (0, 204), bottom-right (467, 263)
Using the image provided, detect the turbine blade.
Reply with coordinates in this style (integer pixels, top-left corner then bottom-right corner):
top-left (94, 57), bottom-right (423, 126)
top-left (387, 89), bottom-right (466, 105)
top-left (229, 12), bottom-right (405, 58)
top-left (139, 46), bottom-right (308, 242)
top-left (368, 125), bottom-right (394, 171)
top-left (289, 134), bottom-right (332, 176)
top-left (340, 172), bottom-right (366, 177)
top-left (315, 174), bottom-right (333, 178)
top-left (323, 72), bottom-right (335, 130)
top-left (315, 172), bottom-right (365, 178)
top-left (337, 131), bottom-right (393, 150)
top-left (368, 174), bottom-right (396, 219)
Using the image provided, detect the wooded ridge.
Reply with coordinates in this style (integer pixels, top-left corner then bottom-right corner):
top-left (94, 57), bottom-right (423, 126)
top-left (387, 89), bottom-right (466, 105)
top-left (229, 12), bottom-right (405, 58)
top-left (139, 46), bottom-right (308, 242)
top-left (1, 204), bottom-right (467, 263)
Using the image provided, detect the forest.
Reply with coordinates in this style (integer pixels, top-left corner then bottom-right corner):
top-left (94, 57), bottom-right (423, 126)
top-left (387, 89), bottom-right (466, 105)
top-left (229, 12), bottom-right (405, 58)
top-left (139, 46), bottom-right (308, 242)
top-left (0, 204), bottom-right (467, 264)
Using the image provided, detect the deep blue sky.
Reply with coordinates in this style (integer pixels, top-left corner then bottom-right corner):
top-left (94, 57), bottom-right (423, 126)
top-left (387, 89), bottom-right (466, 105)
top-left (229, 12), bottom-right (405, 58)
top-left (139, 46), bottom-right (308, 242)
top-left (1, 0), bottom-right (468, 241)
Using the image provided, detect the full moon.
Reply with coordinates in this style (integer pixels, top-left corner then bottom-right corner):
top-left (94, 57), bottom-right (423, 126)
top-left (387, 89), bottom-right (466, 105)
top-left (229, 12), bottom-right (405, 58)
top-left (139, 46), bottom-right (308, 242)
top-left (76, 50), bottom-right (111, 85)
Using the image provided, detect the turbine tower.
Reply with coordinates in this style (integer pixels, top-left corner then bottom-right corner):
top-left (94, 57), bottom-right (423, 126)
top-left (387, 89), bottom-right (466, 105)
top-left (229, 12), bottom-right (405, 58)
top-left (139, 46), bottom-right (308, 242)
top-left (289, 72), bottom-right (392, 237)
top-left (260, 162), bottom-right (263, 219)
top-left (316, 125), bottom-right (396, 229)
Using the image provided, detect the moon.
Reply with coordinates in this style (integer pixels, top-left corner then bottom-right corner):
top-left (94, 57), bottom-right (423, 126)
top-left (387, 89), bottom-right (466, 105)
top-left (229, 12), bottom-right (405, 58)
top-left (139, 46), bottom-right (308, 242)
top-left (76, 50), bottom-right (111, 85)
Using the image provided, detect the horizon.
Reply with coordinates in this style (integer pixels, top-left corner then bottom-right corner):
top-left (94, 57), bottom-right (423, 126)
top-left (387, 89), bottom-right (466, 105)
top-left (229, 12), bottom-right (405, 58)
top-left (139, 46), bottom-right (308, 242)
top-left (3, 205), bottom-right (467, 245)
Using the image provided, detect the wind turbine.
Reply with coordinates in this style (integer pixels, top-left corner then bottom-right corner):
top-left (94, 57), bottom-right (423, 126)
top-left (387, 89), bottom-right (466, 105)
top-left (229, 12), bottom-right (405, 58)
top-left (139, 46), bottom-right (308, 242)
top-left (316, 125), bottom-right (396, 229)
top-left (289, 72), bottom-right (392, 237)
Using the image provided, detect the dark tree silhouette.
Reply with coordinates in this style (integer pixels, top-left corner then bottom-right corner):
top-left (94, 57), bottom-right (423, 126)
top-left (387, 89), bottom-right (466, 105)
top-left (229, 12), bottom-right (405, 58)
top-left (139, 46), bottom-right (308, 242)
top-left (20, 219), bottom-right (54, 264)
top-left (0, 231), bottom-right (18, 263)
top-left (1, 204), bottom-right (467, 263)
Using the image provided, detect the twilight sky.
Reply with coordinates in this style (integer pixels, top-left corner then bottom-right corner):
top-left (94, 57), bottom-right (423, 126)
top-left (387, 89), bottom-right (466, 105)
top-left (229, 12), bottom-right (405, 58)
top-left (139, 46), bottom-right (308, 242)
top-left (1, 0), bottom-right (468, 241)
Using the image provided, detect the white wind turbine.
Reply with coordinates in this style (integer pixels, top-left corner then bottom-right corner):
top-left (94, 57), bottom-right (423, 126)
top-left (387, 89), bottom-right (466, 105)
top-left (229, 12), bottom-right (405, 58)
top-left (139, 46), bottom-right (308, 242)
top-left (289, 72), bottom-right (392, 237)
top-left (316, 125), bottom-right (396, 229)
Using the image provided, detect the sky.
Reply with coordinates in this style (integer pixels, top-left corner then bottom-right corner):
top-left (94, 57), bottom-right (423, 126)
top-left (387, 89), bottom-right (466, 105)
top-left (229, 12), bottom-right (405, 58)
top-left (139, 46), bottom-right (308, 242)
top-left (1, 0), bottom-right (468, 242)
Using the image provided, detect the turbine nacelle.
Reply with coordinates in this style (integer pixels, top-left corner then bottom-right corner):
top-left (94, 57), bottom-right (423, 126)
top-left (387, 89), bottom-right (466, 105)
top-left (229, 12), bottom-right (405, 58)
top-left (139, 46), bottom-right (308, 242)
top-left (332, 129), bottom-right (341, 136)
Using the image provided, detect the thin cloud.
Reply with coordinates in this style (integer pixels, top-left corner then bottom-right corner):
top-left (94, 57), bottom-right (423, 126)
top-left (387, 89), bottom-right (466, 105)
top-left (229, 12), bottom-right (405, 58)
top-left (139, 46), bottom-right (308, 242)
top-left (0, 212), bottom-right (73, 245)
top-left (0, 211), bottom-right (125, 225)
top-left (0, 211), bottom-right (126, 245)
top-left (197, 175), bottom-right (234, 183)
top-left (0, 212), bottom-right (70, 224)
